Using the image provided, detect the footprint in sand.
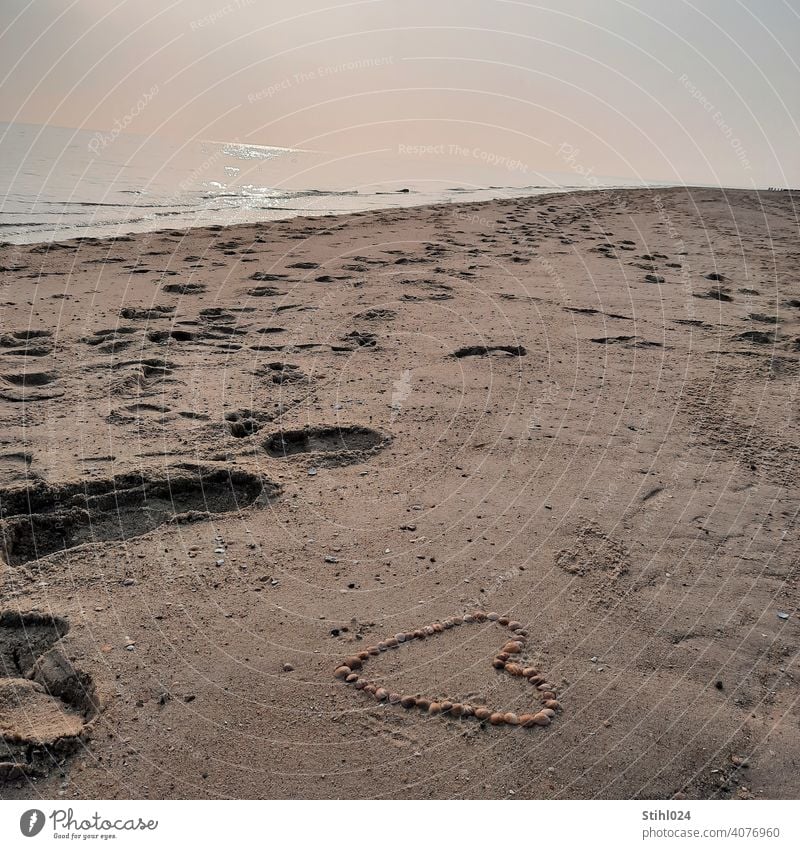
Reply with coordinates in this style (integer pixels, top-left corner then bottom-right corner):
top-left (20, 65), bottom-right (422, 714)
top-left (0, 466), bottom-right (279, 567)
top-left (263, 425), bottom-right (390, 466)
top-left (0, 611), bottom-right (99, 780)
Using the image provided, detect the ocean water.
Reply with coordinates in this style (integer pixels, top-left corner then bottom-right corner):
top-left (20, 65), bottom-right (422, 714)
top-left (0, 121), bottom-right (650, 244)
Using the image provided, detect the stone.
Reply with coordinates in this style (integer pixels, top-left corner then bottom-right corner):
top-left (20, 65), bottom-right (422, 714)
top-left (334, 665), bottom-right (351, 679)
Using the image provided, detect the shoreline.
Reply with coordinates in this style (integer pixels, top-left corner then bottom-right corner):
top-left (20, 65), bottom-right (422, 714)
top-left (0, 183), bottom-right (762, 248)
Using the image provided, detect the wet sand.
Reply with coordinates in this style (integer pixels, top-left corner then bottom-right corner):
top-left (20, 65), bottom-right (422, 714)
top-left (0, 186), bottom-right (798, 799)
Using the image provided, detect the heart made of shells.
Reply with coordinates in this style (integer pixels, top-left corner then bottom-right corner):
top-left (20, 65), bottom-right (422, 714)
top-left (334, 609), bottom-right (561, 728)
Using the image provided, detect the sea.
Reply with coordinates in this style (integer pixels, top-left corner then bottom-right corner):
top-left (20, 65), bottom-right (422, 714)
top-left (0, 121), bottom-right (657, 244)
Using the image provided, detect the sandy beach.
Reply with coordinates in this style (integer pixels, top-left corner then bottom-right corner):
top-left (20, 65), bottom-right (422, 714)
top-left (0, 185), bottom-right (798, 800)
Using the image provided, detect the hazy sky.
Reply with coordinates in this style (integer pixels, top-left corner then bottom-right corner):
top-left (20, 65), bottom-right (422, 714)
top-left (1, 0), bottom-right (798, 187)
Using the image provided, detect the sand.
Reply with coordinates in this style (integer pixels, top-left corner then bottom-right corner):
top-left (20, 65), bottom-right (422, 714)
top-left (0, 186), bottom-right (798, 799)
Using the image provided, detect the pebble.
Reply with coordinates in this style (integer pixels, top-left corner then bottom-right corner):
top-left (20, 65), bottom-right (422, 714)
top-left (503, 712), bottom-right (519, 725)
top-left (416, 698), bottom-right (431, 711)
top-left (375, 688), bottom-right (388, 701)
top-left (522, 667), bottom-right (537, 678)
top-left (544, 700), bottom-right (560, 710)
top-left (505, 663), bottom-right (524, 676)
top-left (450, 703), bottom-right (463, 717)
top-left (282, 663), bottom-right (295, 672)
top-left (503, 641), bottom-right (523, 654)
top-left (492, 658), bottom-right (506, 669)
top-left (401, 695), bottom-right (417, 708)
top-left (441, 701), bottom-right (453, 714)
top-left (428, 702), bottom-right (442, 715)
top-left (334, 666), bottom-right (351, 679)
top-left (395, 633), bottom-right (407, 642)
top-left (487, 612), bottom-right (500, 621)
top-left (541, 690), bottom-right (556, 700)
top-left (541, 708), bottom-right (556, 718)
top-left (346, 673), bottom-right (359, 684)
top-left (344, 656), bottom-right (363, 670)
top-left (388, 692), bottom-right (402, 704)
top-left (489, 712), bottom-right (505, 725)
top-left (520, 714), bottom-right (536, 727)
top-left (532, 712), bottom-right (551, 726)
top-left (507, 621), bottom-right (522, 631)
top-left (475, 707), bottom-right (491, 721)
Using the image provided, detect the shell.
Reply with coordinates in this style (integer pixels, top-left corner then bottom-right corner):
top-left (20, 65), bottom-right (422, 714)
top-left (388, 692), bottom-right (402, 704)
